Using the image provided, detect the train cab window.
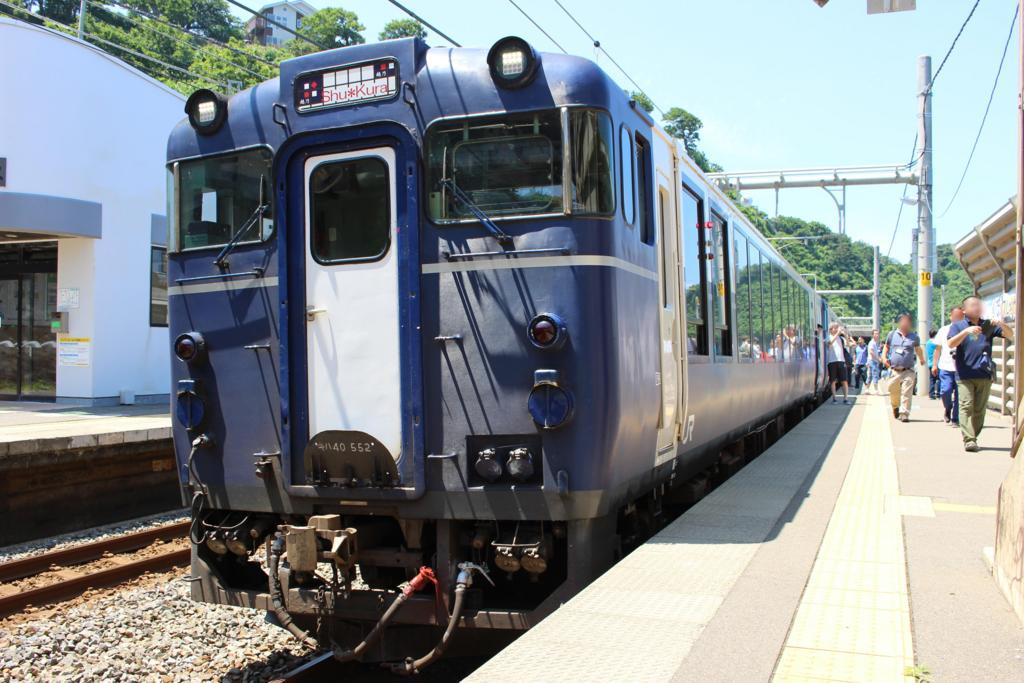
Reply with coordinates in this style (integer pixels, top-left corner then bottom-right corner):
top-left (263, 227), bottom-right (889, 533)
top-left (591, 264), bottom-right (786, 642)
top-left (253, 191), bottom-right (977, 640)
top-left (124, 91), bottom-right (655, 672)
top-left (635, 134), bottom-right (654, 245)
top-left (309, 157), bottom-right (390, 263)
top-left (734, 234), bottom-right (754, 361)
top-left (680, 187), bottom-right (707, 355)
top-left (176, 148), bottom-right (273, 251)
top-left (425, 109), bottom-right (614, 221)
top-left (709, 212), bottom-right (732, 357)
top-left (619, 126), bottom-right (635, 224)
top-left (426, 110), bottom-right (564, 220)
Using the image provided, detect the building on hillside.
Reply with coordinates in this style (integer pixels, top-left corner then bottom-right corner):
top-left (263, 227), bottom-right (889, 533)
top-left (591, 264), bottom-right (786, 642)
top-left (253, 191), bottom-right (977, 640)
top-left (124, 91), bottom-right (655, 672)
top-left (952, 197), bottom-right (1017, 415)
top-left (0, 18), bottom-right (183, 404)
top-left (244, 0), bottom-right (316, 46)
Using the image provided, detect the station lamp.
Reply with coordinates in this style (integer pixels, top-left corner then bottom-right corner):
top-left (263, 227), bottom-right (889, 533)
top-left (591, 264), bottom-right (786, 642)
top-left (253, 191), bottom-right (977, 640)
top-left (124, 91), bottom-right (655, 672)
top-left (185, 89), bottom-right (227, 135)
top-left (487, 36), bottom-right (541, 89)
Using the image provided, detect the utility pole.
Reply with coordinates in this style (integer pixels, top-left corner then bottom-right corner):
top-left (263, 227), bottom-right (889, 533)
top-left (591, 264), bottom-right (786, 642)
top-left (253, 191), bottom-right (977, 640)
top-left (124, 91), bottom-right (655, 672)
top-left (873, 245), bottom-right (881, 331)
top-left (916, 55), bottom-right (934, 396)
top-left (940, 285), bottom-right (946, 326)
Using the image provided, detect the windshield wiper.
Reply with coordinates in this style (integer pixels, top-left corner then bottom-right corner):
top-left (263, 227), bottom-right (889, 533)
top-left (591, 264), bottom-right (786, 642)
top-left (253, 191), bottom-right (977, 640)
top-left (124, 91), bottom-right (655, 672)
top-left (439, 178), bottom-right (513, 246)
top-left (214, 174), bottom-right (269, 269)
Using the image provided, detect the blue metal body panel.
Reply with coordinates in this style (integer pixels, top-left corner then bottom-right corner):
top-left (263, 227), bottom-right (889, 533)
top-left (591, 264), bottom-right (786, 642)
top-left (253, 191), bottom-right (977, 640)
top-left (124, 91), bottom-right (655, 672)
top-left (166, 37), bottom-right (822, 521)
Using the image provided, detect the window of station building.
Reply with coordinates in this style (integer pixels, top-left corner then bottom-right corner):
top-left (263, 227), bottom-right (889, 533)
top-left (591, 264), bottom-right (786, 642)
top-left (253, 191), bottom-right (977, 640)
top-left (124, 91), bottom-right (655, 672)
top-left (150, 246), bottom-right (168, 327)
top-left (635, 134), bottom-right (654, 245)
top-left (680, 186), bottom-right (707, 355)
top-left (734, 233), bottom-right (754, 362)
top-left (309, 156), bottom-right (390, 263)
top-left (176, 148), bottom-right (273, 251)
top-left (709, 212), bottom-right (732, 357)
top-left (425, 109), bottom-right (614, 223)
top-left (619, 126), bottom-right (635, 225)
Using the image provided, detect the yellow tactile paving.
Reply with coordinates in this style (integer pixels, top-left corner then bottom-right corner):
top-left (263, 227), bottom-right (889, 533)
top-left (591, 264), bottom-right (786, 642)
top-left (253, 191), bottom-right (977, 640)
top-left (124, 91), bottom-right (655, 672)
top-left (773, 397), bottom-right (916, 683)
top-left (931, 502), bottom-right (996, 515)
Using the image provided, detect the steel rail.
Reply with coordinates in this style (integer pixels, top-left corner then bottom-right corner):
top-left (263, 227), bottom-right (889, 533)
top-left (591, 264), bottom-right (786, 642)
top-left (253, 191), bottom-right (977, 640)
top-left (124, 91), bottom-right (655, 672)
top-left (0, 521), bottom-right (190, 583)
top-left (0, 546), bottom-right (190, 616)
top-left (271, 652), bottom-right (335, 682)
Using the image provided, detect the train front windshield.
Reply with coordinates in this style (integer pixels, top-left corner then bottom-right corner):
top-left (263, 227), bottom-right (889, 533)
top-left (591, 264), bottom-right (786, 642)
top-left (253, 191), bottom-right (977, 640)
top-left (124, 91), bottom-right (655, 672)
top-left (425, 109), bottom-right (615, 222)
top-left (174, 149), bottom-right (274, 251)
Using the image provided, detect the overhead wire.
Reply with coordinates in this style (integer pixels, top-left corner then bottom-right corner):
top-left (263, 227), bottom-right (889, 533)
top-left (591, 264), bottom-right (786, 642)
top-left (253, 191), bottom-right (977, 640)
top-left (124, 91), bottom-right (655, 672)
top-left (0, 0), bottom-right (228, 89)
top-left (506, 0), bottom-right (567, 53)
top-left (88, 0), bottom-right (266, 81)
top-left (888, 0), bottom-right (985, 255)
top-left (100, 0), bottom-right (277, 68)
top-left (386, 0), bottom-right (461, 47)
top-left (938, 2), bottom-right (1018, 218)
top-left (551, 0), bottom-right (665, 117)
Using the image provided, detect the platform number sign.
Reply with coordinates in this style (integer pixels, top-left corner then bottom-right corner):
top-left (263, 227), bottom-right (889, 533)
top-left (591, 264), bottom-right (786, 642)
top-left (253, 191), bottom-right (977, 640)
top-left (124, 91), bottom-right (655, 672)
top-left (920, 271), bottom-right (932, 286)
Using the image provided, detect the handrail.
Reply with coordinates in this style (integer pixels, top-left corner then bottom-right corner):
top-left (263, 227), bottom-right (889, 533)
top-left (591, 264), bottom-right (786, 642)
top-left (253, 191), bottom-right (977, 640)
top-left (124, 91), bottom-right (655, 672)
top-left (175, 267), bottom-right (264, 285)
top-left (442, 247), bottom-right (571, 262)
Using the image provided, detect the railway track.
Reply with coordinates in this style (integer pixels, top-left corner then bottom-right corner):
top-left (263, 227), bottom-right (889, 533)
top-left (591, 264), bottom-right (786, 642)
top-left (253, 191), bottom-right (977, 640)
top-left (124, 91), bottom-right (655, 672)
top-left (0, 520), bottom-right (190, 617)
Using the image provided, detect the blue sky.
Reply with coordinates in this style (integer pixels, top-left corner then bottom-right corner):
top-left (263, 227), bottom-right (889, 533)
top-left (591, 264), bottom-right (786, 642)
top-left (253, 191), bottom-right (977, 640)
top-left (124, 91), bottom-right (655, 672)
top-left (241, 0), bottom-right (1020, 262)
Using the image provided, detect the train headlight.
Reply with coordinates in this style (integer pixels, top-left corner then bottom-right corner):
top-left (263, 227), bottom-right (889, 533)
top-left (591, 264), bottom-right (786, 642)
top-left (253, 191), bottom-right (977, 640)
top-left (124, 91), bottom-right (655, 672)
top-left (487, 36), bottom-right (540, 89)
top-left (185, 89), bottom-right (227, 135)
top-left (174, 332), bottom-right (206, 364)
top-left (528, 313), bottom-right (567, 350)
top-left (528, 370), bottom-right (574, 430)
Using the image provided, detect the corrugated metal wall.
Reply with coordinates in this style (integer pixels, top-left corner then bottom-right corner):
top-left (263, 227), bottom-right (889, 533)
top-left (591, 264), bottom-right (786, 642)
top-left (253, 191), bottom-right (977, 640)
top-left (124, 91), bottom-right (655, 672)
top-left (953, 199), bottom-right (1017, 415)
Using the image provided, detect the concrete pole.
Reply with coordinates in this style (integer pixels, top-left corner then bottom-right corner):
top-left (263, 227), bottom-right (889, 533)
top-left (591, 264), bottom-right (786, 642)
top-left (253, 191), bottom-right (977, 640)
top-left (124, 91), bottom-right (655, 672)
top-left (77, 0), bottom-right (87, 39)
top-left (916, 55), bottom-right (934, 396)
top-left (872, 245), bottom-right (881, 331)
top-left (1013, 3), bottom-right (1024, 452)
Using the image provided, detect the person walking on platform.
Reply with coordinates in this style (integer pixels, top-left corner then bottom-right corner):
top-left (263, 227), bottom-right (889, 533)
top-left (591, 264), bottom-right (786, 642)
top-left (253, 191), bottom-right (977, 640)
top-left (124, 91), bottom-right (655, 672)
top-left (882, 313), bottom-right (926, 422)
top-left (853, 337), bottom-right (868, 390)
top-left (866, 329), bottom-right (882, 394)
top-left (946, 296), bottom-right (1014, 452)
top-left (925, 330), bottom-right (939, 399)
top-left (826, 323), bottom-right (849, 404)
top-left (932, 306), bottom-right (964, 427)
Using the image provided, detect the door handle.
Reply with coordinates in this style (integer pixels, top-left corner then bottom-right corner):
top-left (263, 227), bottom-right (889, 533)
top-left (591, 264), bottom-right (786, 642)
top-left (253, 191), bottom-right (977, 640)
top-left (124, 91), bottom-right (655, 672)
top-left (305, 306), bottom-right (326, 322)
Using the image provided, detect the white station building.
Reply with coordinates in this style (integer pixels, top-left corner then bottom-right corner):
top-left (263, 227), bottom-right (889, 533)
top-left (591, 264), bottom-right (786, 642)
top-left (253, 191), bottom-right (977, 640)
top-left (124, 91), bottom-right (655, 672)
top-left (0, 19), bottom-right (183, 404)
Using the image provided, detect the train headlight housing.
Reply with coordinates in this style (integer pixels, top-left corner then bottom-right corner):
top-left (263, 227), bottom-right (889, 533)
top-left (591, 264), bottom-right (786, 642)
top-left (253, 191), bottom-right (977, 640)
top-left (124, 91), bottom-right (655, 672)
top-left (487, 36), bottom-right (540, 89)
top-left (185, 89), bottom-right (227, 135)
top-left (528, 370), bottom-right (574, 430)
top-left (174, 332), bottom-right (206, 364)
top-left (528, 313), bottom-right (567, 350)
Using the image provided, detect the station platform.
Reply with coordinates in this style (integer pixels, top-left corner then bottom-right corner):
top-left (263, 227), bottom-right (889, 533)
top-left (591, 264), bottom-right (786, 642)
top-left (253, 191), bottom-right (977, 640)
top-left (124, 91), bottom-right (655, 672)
top-left (0, 401), bottom-right (177, 545)
top-left (468, 394), bottom-right (1024, 682)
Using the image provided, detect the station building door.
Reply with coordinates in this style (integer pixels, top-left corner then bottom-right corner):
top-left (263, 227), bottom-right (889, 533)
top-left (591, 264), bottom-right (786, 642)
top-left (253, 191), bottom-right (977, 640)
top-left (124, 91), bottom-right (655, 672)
top-left (0, 243), bottom-right (58, 400)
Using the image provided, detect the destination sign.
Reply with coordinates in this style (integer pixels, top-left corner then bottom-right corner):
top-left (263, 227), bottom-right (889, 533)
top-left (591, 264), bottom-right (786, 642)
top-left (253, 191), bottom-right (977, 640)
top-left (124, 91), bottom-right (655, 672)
top-left (294, 58), bottom-right (399, 114)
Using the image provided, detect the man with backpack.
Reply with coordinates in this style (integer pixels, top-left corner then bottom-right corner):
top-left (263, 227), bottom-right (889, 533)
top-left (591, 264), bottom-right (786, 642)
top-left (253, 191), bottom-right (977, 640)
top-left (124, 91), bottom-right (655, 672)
top-left (826, 323), bottom-right (850, 404)
top-left (881, 313), bottom-right (926, 422)
top-left (946, 295), bottom-right (1015, 452)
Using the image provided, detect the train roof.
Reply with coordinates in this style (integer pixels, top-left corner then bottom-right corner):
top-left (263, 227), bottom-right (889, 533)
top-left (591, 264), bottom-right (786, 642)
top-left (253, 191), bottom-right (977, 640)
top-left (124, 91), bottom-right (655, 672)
top-left (166, 37), bottom-right (624, 163)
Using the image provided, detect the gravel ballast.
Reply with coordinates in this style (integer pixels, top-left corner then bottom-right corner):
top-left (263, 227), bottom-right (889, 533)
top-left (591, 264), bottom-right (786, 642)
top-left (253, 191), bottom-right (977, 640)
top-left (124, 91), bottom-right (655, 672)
top-left (0, 569), bottom-right (315, 682)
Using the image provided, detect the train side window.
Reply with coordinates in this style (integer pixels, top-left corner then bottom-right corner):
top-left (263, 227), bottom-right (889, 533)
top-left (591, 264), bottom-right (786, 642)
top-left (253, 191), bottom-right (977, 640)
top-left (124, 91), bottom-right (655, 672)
top-left (619, 126), bottom-right (635, 225)
top-left (635, 134), bottom-right (653, 245)
top-left (680, 187), bottom-right (707, 355)
top-left (754, 251), bottom-right (767, 361)
top-left (773, 264), bottom-right (784, 361)
top-left (734, 234), bottom-right (753, 361)
top-left (709, 212), bottom-right (732, 357)
top-left (309, 156), bottom-right (391, 263)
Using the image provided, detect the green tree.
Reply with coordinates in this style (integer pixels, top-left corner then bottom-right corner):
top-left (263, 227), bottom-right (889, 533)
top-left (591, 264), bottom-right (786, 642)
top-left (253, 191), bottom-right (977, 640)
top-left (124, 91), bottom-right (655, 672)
top-left (663, 107), bottom-right (703, 156)
top-left (628, 90), bottom-right (654, 114)
top-left (290, 7), bottom-right (364, 54)
top-left (124, 0), bottom-right (243, 42)
top-left (379, 18), bottom-right (425, 41)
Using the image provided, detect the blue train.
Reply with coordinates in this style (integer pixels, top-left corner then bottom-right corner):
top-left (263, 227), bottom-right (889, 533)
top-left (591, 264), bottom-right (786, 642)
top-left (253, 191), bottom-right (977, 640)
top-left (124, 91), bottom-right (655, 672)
top-left (167, 36), bottom-right (833, 670)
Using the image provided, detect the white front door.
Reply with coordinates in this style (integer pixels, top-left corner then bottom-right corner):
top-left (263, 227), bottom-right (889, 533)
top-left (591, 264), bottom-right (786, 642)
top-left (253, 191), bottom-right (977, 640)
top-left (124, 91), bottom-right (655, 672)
top-left (304, 147), bottom-right (401, 461)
